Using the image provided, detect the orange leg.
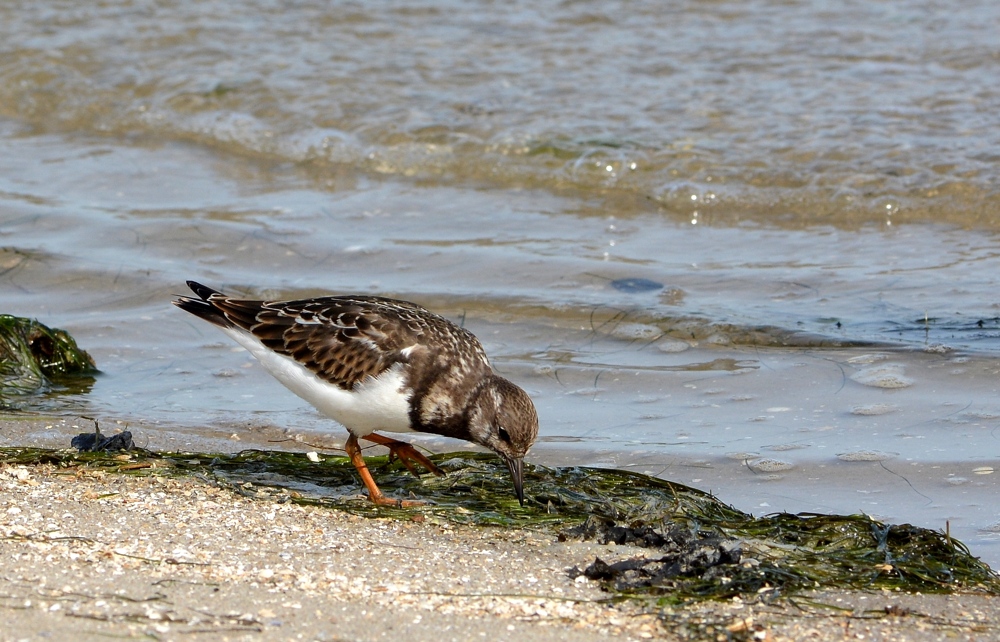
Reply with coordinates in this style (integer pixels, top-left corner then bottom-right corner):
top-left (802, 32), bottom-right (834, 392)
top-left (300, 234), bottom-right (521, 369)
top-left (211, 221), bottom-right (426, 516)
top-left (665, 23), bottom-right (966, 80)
top-left (362, 432), bottom-right (444, 477)
top-left (345, 434), bottom-right (425, 507)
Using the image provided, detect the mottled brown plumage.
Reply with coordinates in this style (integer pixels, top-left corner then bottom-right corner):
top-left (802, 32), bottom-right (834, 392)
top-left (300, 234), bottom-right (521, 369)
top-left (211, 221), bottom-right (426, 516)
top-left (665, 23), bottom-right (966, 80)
top-left (174, 281), bottom-right (539, 506)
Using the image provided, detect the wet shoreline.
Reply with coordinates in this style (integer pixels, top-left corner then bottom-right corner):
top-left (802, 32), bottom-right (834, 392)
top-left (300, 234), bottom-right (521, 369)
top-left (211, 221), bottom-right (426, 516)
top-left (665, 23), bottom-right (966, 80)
top-left (4, 414), bottom-right (999, 573)
top-left (3, 425), bottom-right (1000, 641)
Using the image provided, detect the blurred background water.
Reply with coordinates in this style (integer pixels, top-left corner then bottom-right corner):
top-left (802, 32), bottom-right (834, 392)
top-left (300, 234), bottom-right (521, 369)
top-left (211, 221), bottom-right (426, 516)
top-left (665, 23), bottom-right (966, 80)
top-left (3, 0), bottom-right (1000, 563)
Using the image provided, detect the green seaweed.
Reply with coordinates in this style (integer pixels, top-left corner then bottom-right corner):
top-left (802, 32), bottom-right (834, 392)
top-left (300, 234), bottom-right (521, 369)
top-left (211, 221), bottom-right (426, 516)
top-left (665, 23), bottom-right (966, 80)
top-left (2, 446), bottom-right (997, 602)
top-left (0, 315), bottom-right (97, 406)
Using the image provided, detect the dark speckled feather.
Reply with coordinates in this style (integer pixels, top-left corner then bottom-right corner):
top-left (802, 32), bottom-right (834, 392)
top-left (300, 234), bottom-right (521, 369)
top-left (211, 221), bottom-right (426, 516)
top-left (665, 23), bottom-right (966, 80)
top-left (176, 282), bottom-right (496, 435)
top-left (173, 280), bottom-right (539, 505)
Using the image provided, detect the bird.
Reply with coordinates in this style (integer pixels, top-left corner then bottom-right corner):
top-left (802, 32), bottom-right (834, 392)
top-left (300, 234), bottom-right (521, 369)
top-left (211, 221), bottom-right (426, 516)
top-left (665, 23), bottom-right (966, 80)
top-left (173, 281), bottom-right (538, 507)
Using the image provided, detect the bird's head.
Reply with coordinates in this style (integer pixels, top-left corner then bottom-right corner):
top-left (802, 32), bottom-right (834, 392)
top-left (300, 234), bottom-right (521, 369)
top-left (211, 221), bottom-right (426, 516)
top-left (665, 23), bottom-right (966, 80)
top-left (467, 375), bottom-right (539, 506)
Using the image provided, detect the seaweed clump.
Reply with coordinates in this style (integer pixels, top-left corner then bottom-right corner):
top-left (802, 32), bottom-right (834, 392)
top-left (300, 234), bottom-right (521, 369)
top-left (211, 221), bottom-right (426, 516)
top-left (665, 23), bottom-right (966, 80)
top-left (0, 314), bottom-right (96, 406)
top-left (1, 447), bottom-right (997, 602)
top-left (567, 518), bottom-right (743, 595)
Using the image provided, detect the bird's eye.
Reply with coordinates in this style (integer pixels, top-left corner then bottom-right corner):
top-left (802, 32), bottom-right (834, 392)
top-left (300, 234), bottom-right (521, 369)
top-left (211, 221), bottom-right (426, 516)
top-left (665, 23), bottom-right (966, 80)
top-left (498, 427), bottom-right (511, 443)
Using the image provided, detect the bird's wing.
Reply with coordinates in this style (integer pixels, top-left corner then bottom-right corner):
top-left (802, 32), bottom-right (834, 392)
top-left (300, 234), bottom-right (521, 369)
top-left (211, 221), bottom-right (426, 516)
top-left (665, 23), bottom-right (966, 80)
top-left (175, 281), bottom-right (491, 390)
top-left (216, 296), bottom-right (430, 389)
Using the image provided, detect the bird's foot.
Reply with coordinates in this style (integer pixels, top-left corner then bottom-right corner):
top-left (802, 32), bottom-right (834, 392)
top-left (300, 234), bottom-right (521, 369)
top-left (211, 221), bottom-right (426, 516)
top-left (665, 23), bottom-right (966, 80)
top-left (346, 434), bottom-right (436, 508)
top-left (368, 493), bottom-right (431, 508)
top-left (362, 433), bottom-right (444, 477)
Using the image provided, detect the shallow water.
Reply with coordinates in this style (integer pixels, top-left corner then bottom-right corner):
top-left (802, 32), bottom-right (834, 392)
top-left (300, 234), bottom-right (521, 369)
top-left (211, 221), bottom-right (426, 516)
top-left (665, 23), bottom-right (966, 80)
top-left (3, 1), bottom-right (1000, 565)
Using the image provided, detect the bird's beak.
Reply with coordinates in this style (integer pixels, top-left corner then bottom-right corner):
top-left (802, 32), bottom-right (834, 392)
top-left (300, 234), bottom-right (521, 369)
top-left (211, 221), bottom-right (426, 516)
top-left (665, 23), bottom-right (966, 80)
top-left (505, 456), bottom-right (525, 506)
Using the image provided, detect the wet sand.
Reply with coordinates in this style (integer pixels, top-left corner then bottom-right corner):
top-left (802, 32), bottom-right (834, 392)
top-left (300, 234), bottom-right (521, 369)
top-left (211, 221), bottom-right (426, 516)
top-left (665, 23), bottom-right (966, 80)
top-left (3, 418), bottom-right (1000, 641)
top-left (6, 405), bottom-right (1000, 571)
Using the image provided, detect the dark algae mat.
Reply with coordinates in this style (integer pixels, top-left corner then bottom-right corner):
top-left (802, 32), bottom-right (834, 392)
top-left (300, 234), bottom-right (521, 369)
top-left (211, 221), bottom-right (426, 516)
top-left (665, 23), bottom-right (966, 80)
top-left (0, 448), bottom-right (1000, 602)
top-left (0, 315), bottom-right (97, 409)
top-left (4, 446), bottom-right (997, 604)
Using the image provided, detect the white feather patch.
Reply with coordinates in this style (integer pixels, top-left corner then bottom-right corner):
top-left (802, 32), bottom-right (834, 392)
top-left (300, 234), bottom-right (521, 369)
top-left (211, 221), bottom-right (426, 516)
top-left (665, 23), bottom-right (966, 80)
top-left (219, 326), bottom-right (414, 436)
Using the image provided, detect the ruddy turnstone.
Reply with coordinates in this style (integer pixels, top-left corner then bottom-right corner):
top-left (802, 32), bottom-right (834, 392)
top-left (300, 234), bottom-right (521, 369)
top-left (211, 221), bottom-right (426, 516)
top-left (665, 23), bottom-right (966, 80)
top-left (173, 281), bottom-right (538, 507)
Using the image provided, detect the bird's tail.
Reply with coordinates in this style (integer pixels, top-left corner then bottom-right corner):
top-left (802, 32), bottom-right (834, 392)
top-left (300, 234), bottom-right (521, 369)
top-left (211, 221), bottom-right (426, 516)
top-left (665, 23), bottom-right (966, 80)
top-left (172, 280), bottom-right (233, 328)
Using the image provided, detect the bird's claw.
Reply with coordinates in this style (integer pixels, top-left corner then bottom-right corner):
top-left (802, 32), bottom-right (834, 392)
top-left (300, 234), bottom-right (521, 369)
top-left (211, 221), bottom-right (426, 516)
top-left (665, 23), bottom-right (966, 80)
top-left (362, 434), bottom-right (444, 477)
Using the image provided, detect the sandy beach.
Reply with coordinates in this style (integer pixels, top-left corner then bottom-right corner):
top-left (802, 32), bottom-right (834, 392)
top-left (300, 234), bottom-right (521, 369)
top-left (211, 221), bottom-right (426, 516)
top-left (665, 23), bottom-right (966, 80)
top-left (5, 3), bottom-right (1000, 639)
top-left (3, 419), bottom-right (1000, 642)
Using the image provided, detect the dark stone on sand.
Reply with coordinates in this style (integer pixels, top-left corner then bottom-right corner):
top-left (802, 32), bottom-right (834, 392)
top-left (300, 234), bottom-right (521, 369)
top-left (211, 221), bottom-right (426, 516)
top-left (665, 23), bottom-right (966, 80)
top-left (72, 430), bottom-right (134, 452)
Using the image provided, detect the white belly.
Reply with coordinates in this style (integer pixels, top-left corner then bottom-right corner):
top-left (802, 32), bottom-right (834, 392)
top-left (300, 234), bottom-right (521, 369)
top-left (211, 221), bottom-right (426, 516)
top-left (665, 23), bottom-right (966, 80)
top-left (220, 326), bottom-right (414, 436)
